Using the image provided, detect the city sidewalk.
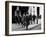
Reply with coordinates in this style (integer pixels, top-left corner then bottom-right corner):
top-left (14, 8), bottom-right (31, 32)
top-left (12, 23), bottom-right (41, 31)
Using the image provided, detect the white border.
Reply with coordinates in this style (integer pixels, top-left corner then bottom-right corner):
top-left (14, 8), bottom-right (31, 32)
top-left (9, 2), bottom-right (44, 34)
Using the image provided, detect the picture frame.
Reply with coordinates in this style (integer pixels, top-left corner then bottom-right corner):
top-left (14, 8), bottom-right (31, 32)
top-left (5, 1), bottom-right (45, 36)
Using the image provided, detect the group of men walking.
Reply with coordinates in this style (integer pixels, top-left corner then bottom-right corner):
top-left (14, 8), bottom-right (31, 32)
top-left (15, 13), bottom-right (36, 30)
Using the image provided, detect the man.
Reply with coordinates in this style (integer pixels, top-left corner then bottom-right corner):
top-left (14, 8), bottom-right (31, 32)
top-left (21, 14), bottom-right (26, 28)
top-left (29, 13), bottom-right (32, 24)
top-left (25, 13), bottom-right (30, 30)
top-left (32, 15), bottom-right (36, 24)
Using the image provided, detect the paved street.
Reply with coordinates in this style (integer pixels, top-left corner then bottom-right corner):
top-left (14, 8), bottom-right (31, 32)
top-left (12, 23), bottom-right (41, 31)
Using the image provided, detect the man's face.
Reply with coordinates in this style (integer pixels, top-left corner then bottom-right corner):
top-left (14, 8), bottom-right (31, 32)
top-left (26, 14), bottom-right (29, 16)
top-left (23, 14), bottom-right (25, 16)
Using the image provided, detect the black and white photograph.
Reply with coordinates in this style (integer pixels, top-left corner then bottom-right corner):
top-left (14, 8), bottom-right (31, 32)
top-left (5, 1), bottom-right (45, 36)
top-left (12, 6), bottom-right (41, 31)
